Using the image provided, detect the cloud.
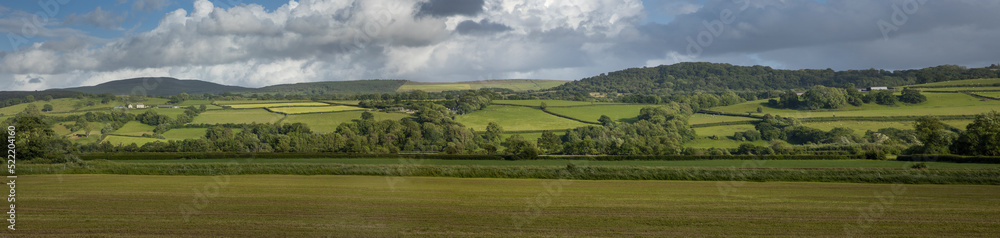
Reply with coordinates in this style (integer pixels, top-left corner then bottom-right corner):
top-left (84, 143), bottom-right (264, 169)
top-left (455, 19), bottom-right (510, 35)
top-left (133, 0), bottom-right (171, 12)
top-left (65, 6), bottom-right (125, 30)
top-left (28, 76), bottom-right (42, 84)
top-left (416, 0), bottom-right (485, 17)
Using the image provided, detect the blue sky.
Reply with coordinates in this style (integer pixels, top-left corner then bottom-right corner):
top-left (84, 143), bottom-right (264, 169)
top-left (1, 0), bottom-right (999, 90)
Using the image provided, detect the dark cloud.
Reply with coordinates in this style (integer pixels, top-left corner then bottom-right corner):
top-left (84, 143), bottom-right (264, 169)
top-left (416, 0), bottom-right (484, 17)
top-left (65, 6), bottom-right (125, 30)
top-left (28, 76), bottom-right (42, 84)
top-left (455, 20), bottom-right (511, 35)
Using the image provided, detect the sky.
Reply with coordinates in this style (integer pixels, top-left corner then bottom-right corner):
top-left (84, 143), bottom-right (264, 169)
top-left (1, 0), bottom-right (999, 91)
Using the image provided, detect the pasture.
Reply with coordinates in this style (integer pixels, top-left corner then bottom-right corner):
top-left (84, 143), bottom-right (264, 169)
top-left (213, 100), bottom-right (313, 105)
top-left (546, 104), bottom-right (651, 123)
top-left (802, 120), bottom-right (972, 135)
top-left (268, 105), bottom-right (365, 114)
top-left (15, 175), bottom-right (1000, 237)
top-left (456, 105), bottom-right (590, 131)
top-left (101, 135), bottom-right (167, 146)
top-left (226, 102), bottom-right (328, 109)
top-left (689, 113), bottom-right (757, 125)
top-left (111, 121), bottom-right (156, 136)
top-left (908, 78), bottom-right (1000, 87)
top-left (493, 99), bottom-right (616, 107)
top-left (283, 111), bottom-right (410, 133)
top-left (190, 109), bottom-right (284, 124)
top-left (162, 128), bottom-right (209, 140)
top-left (710, 92), bottom-right (1000, 118)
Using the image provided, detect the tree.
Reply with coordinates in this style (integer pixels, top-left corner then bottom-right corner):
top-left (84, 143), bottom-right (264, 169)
top-left (537, 131), bottom-right (563, 154)
top-left (951, 111), bottom-right (1000, 155)
top-left (899, 88), bottom-right (927, 104)
top-left (779, 90), bottom-right (800, 109)
top-left (598, 115), bottom-right (614, 127)
top-left (42, 95), bottom-right (53, 101)
top-left (504, 135), bottom-right (540, 160)
top-left (485, 122), bottom-right (503, 143)
top-left (361, 111), bottom-right (375, 121)
top-left (42, 104), bottom-right (54, 112)
top-left (539, 102), bottom-right (548, 110)
top-left (872, 90), bottom-right (899, 105)
top-left (801, 85), bottom-right (847, 109)
top-left (913, 116), bottom-right (952, 154)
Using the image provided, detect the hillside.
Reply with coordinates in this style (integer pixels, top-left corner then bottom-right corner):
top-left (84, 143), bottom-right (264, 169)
top-left (397, 79), bottom-right (567, 92)
top-left (552, 62), bottom-right (1000, 95)
top-left (254, 80), bottom-right (408, 95)
top-left (60, 77), bottom-right (250, 96)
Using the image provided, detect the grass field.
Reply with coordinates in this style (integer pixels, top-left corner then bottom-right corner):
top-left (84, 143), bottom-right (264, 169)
top-left (397, 79), bottom-right (567, 92)
top-left (456, 105), bottom-right (590, 131)
top-left (268, 105), bottom-right (365, 114)
top-left (915, 87), bottom-right (1000, 92)
top-left (493, 99), bottom-right (617, 107)
top-left (226, 102), bottom-right (328, 109)
top-left (16, 175), bottom-right (1000, 237)
top-left (908, 78), bottom-right (1000, 87)
top-left (711, 92), bottom-right (1000, 118)
top-left (974, 92), bottom-right (1000, 98)
top-left (323, 100), bottom-right (362, 105)
top-left (283, 111), bottom-right (411, 133)
top-left (546, 104), bottom-right (652, 123)
top-left (111, 121), bottom-right (156, 136)
top-left (191, 109), bottom-right (284, 124)
top-left (112, 158), bottom-right (1000, 169)
top-left (689, 113), bottom-right (758, 125)
top-left (101, 135), bottom-right (167, 146)
top-left (162, 128), bottom-right (208, 140)
top-left (213, 100), bottom-right (313, 105)
top-left (802, 120), bottom-right (973, 135)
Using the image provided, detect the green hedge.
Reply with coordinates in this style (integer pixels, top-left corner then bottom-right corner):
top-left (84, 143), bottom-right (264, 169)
top-left (898, 154), bottom-right (1000, 164)
top-left (78, 152), bottom-right (866, 161)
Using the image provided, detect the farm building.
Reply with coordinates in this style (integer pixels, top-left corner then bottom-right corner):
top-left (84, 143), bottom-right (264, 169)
top-left (868, 86), bottom-right (889, 91)
top-left (136, 103), bottom-right (146, 108)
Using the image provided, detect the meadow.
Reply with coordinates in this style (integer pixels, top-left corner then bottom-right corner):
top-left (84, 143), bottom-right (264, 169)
top-left (212, 100), bottom-right (313, 105)
top-left (101, 135), bottom-right (167, 146)
top-left (396, 79), bottom-right (567, 92)
top-left (689, 113), bottom-right (758, 125)
top-left (456, 105), bottom-right (590, 131)
top-left (162, 128), bottom-right (209, 140)
top-left (226, 102), bottom-right (328, 109)
top-left (268, 105), bottom-right (365, 114)
top-left (907, 78), bottom-right (1000, 87)
top-left (13, 175), bottom-right (1000, 237)
top-left (111, 121), bottom-right (156, 136)
top-left (492, 99), bottom-right (616, 107)
top-left (710, 92), bottom-right (1000, 118)
top-left (546, 104), bottom-right (651, 123)
top-left (283, 111), bottom-right (410, 133)
top-left (190, 109), bottom-right (284, 124)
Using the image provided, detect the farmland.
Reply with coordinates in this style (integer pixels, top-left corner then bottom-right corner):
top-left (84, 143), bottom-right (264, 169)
top-left (907, 78), bottom-right (1000, 87)
top-left (102, 135), bottom-right (167, 145)
top-left (162, 128), bottom-right (209, 140)
top-left (15, 175), bottom-right (1000, 237)
top-left (546, 104), bottom-right (651, 123)
top-left (226, 102), bottom-right (328, 109)
top-left (268, 105), bottom-right (365, 114)
top-left (456, 105), bottom-right (590, 131)
top-left (283, 111), bottom-right (410, 133)
top-left (710, 92), bottom-right (1000, 118)
top-left (397, 79), bottom-right (567, 93)
top-left (111, 121), bottom-right (156, 136)
top-left (190, 109), bottom-right (285, 124)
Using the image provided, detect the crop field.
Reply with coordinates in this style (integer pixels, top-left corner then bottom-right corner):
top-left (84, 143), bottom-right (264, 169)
top-left (162, 128), bottom-right (208, 140)
top-left (16, 175), bottom-right (1000, 237)
top-left (689, 113), bottom-right (757, 125)
top-left (191, 109), bottom-right (284, 124)
top-left (284, 111), bottom-right (410, 133)
top-left (111, 158), bottom-right (1000, 169)
top-left (493, 99), bottom-right (617, 107)
top-left (546, 104), bottom-right (651, 123)
top-left (101, 135), bottom-right (167, 146)
top-left (268, 105), bottom-right (365, 114)
top-left (397, 80), bottom-right (567, 92)
top-left (457, 105), bottom-right (590, 131)
top-left (111, 121), bottom-right (156, 136)
top-left (711, 92), bottom-right (1000, 118)
top-left (908, 78), bottom-right (1000, 87)
top-left (226, 102), bottom-right (328, 109)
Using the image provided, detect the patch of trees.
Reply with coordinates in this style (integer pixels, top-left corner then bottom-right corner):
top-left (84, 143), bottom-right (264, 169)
top-left (771, 85), bottom-right (927, 110)
top-left (905, 112), bottom-right (1000, 156)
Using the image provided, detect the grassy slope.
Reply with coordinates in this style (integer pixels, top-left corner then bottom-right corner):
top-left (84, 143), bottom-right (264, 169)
top-left (284, 111), bottom-right (410, 133)
top-left (191, 109), bottom-right (284, 124)
top-left (493, 99), bottom-right (616, 107)
top-left (908, 78), bottom-right (1000, 87)
top-left (546, 104), bottom-right (652, 123)
top-left (17, 175), bottom-right (1000, 237)
top-left (112, 121), bottom-right (156, 136)
top-left (268, 105), bottom-right (365, 114)
top-left (456, 105), bottom-right (589, 131)
top-left (227, 102), bottom-right (328, 109)
top-left (102, 135), bottom-right (167, 146)
top-left (689, 113), bottom-right (757, 125)
top-left (711, 92), bottom-right (1000, 118)
top-left (397, 80), bottom-right (568, 93)
top-left (162, 128), bottom-right (208, 140)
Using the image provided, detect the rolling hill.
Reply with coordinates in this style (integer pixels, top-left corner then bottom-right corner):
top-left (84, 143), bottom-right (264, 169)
top-left (58, 77), bottom-right (250, 96)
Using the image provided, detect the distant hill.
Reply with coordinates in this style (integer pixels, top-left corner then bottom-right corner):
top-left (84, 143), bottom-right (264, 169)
top-left (552, 62), bottom-right (1000, 95)
top-left (254, 80), bottom-right (408, 95)
top-left (397, 79), bottom-right (567, 92)
top-left (60, 77), bottom-right (251, 96)
top-left (0, 90), bottom-right (82, 102)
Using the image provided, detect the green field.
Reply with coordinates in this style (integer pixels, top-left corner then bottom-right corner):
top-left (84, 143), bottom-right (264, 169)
top-left (268, 105), bottom-right (365, 114)
top-left (101, 135), bottom-right (167, 146)
top-left (227, 102), bottom-right (328, 109)
top-left (915, 87), bottom-right (1000, 92)
top-left (908, 78), bottom-right (1000, 87)
top-left (397, 79), bottom-right (567, 92)
top-left (17, 175), bottom-right (1000, 237)
top-left (974, 92), bottom-right (1000, 98)
top-left (689, 113), bottom-right (758, 125)
top-left (802, 120), bottom-right (973, 135)
top-left (191, 109), bottom-right (284, 124)
top-left (111, 121), bottom-right (156, 136)
top-left (283, 111), bottom-right (411, 133)
top-left (213, 100), bottom-right (313, 105)
top-left (112, 158), bottom-right (1000, 169)
top-left (546, 104), bottom-right (652, 123)
top-left (711, 92), bottom-right (1000, 118)
top-left (456, 105), bottom-right (590, 131)
top-left (323, 100), bottom-right (362, 105)
top-left (493, 99), bottom-right (616, 107)
top-left (162, 128), bottom-right (208, 140)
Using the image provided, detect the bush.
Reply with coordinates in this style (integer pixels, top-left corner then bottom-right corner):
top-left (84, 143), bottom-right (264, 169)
top-left (911, 162), bottom-right (927, 169)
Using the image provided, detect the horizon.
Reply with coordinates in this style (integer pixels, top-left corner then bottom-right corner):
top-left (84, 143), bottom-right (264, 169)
top-left (2, 0), bottom-right (999, 91)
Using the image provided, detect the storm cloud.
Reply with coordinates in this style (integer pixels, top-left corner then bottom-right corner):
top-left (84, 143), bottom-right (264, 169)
top-left (416, 0), bottom-right (485, 17)
top-left (455, 19), bottom-right (511, 35)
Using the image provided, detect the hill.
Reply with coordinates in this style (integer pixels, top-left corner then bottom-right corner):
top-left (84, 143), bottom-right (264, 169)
top-left (552, 62), bottom-right (1000, 95)
top-left (254, 80), bottom-right (408, 95)
top-left (60, 77), bottom-right (250, 96)
top-left (397, 79), bottom-right (567, 92)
